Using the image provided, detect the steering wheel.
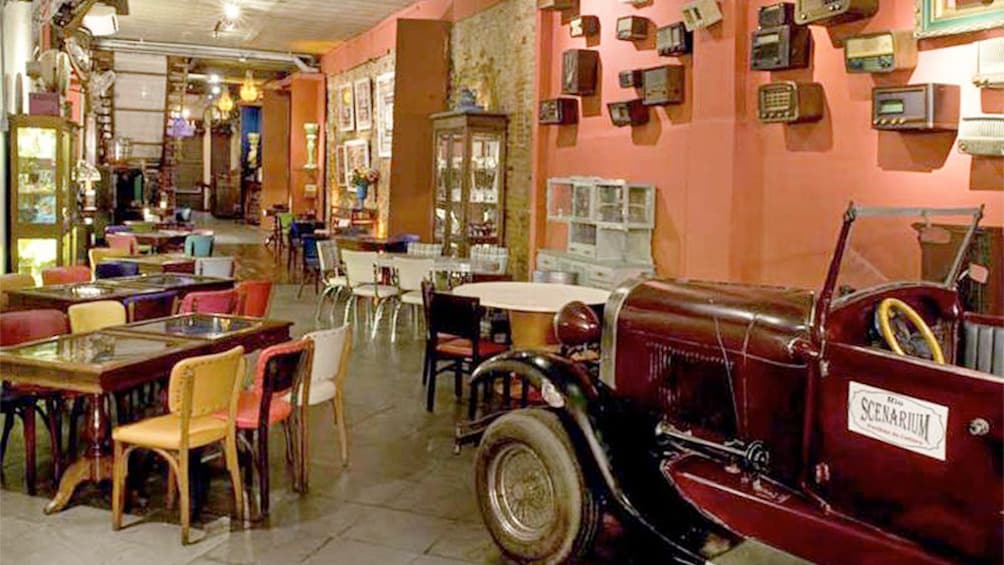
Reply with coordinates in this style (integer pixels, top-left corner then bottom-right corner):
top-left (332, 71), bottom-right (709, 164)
top-left (876, 298), bottom-right (945, 365)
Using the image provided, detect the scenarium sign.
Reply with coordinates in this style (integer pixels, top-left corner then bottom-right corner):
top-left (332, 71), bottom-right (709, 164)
top-left (847, 381), bottom-right (948, 461)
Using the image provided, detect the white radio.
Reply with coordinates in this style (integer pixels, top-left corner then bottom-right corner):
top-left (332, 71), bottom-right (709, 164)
top-left (958, 115), bottom-right (1004, 157)
top-left (973, 38), bottom-right (1004, 89)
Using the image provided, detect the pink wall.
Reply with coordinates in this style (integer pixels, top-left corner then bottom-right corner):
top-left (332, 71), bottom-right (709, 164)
top-left (289, 73), bottom-right (326, 215)
top-left (538, 0), bottom-right (1002, 289)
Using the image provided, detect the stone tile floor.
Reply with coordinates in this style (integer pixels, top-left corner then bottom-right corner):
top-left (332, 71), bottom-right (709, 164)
top-left (0, 218), bottom-right (669, 564)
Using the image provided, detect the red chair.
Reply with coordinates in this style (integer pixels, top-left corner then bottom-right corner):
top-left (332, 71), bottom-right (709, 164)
top-left (215, 339), bottom-right (313, 516)
top-left (41, 265), bottom-right (92, 285)
top-left (236, 281), bottom-right (273, 318)
top-left (0, 310), bottom-right (68, 494)
top-left (178, 289), bottom-right (242, 315)
top-left (107, 233), bottom-right (141, 255)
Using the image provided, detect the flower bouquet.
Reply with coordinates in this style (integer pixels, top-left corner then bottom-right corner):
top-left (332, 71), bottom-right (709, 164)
top-left (350, 167), bottom-right (380, 209)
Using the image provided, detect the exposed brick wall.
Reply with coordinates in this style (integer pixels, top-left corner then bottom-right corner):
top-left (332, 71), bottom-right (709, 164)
top-left (326, 54), bottom-right (395, 232)
top-left (449, 0), bottom-right (537, 279)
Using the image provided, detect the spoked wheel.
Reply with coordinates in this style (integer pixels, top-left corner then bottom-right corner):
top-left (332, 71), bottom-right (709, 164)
top-left (475, 409), bottom-right (601, 564)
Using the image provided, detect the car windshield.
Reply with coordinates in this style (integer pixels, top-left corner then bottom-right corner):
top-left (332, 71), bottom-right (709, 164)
top-left (831, 206), bottom-right (981, 303)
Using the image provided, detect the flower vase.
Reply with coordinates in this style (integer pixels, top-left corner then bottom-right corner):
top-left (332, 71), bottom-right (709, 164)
top-left (354, 182), bottom-right (369, 210)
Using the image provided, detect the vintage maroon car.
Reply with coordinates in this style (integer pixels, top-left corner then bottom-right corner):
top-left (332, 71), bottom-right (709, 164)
top-left (469, 205), bottom-right (1002, 564)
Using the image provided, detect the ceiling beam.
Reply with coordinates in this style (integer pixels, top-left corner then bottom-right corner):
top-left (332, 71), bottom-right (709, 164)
top-left (92, 38), bottom-right (319, 73)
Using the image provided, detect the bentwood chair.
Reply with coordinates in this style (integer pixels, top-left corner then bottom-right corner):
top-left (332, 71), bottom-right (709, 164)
top-left (88, 247), bottom-right (129, 276)
top-left (68, 300), bottom-right (127, 333)
top-left (236, 281), bottom-right (274, 318)
top-left (315, 240), bottom-right (348, 322)
top-left (390, 257), bottom-right (435, 342)
top-left (340, 250), bottom-right (400, 337)
top-left (95, 261), bottom-right (140, 279)
top-left (41, 265), bottom-right (92, 285)
top-left (423, 284), bottom-right (507, 412)
top-left (184, 234), bottom-right (215, 258)
top-left (179, 289), bottom-right (242, 315)
top-left (301, 326), bottom-right (352, 469)
top-left (112, 346), bottom-right (246, 544)
top-left (216, 339), bottom-right (312, 516)
top-left (195, 256), bottom-right (235, 278)
top-left (0, 273), bottom-right (36, 311)
top-left (0, 310), bottom-right (68, 494)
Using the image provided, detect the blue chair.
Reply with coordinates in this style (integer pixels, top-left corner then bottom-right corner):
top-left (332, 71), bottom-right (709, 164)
top-left (184, 234), bottom-right (214, 258)
top-left (298, 235), bottom-right (321, 298)
top-left (95, 261), bottom-right (140, 279)
top-left (122, 291), bottom-right (178, 322)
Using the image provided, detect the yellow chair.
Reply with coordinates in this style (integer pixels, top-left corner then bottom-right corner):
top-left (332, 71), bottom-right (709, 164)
top-left (0, 273), bottom-right (36, 311)
top-left (112, 346), bottom-right (246, 544)
top-left (88, 247), bottom-right (129, 275)
top-left (67, 300), bottom-right (127, 333)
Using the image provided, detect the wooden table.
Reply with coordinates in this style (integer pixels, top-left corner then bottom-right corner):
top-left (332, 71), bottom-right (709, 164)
top-left (132, 230), bottom-right (197, 253)
top-left (0, 313), bottom-right (292, 513)
top-left (6, 275), bottom-right (233, 312)
top-left (375, 253), bottom-right (512, 285)
top-left (104, 273), bottom-right (234, 295)
top-left (106, 253), bottom-right (196, 274)
top-left (452, 282), bottom-right (609, 347)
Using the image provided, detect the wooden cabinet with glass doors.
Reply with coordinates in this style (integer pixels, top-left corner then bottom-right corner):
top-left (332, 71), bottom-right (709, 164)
top-left (431, 111), bottom-right (508, 257)
top-left (8, 115), bottom-right (82, 281)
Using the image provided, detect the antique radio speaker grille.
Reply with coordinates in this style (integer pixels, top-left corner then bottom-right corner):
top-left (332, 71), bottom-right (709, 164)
top-left (958, 115), bottom-right (1004, 156)
top-left (973, 37), bottom-right (1004, 89)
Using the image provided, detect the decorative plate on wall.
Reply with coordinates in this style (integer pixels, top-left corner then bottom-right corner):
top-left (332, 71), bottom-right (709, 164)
top-left (914, 0), bottom-right (1004, 38)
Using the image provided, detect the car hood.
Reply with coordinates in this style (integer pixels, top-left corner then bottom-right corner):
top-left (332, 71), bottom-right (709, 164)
top-left (615, 278), bottom-right (815, 364)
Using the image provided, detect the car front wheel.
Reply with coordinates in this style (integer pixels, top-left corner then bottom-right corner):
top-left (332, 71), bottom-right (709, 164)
top-left (475, 408), bottom-right (601, 564)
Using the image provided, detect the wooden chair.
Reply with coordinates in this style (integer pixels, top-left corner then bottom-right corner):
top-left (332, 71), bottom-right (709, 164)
top-left (123, 291), bottom-right (179, 322)
top-left (0, 273), bottom-right (36, 311)
top-left (301, 326), bottom-right (352, 469)
top-left (88, 247), bottom-right (129, 276)
top-left (94, 261), bottom-right (140, 279)
top-left (112, 346), bottom-right (246, 544)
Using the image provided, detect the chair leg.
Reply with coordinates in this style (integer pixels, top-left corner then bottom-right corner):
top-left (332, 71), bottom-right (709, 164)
top-left (314, 287), bottom-right (332, 321)
top-left (454, 360), bottom-right (463, 399)
top-left (299, 406), bottom-right (310, 490)
top-left (426, 363), bottom-right (437, 413)
top-left (178, 449), bottom-right (191, 544)
top-left (112, 441), bottom-right (126, 530)
top-left (44, 397), bottom-right (63, 482)
top-left (22, 404), bottom-right (37, 496)
top-left (390, 301), bottom-right (403, 343)
top-left (257, 425), bottom-right (270, 516)
top-left (332, 394), bottom-right (348, 467)
top-left (166, 464), bottom-right (178, 510)
top-left (0, 411), bottom-right (14, 467)
top-left (224, 433), bottom-right (244, 523)
top-left (343, 295), bottom-right (356, 327)
top-left (282, 421), bottom-right (295, 467)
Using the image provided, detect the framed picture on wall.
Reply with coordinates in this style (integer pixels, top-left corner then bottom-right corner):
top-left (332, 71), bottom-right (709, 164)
top-left (914, 0), bottom-right (1004, 38)
top-left (343, 139), bottom-right (370, 186)
top-left (354, 78), bottom-right (373, 131)
top-left (375, 72), bottom-right (395, 158)
top-left (335, 144), bottom-right (348, 187)
top-left (336, 83), bottom-right (354, 132)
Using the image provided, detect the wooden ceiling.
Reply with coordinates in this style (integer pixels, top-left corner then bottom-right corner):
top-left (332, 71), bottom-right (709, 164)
top-left (113, 0), bottom-right (417, 54)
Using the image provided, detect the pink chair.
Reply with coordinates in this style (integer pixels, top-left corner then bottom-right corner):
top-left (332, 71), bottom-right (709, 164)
top-left (0, 310), bottom-right (68, 494)
top-left (179, 289), bottom-right (242, 315)
top-left (107, 233), bottom-right (141, 255)
top-left (41, 265), bottom-right (93, 285)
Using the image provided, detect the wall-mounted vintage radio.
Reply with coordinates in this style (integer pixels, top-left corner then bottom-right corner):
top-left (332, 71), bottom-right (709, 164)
top-left (539, 98), bottom-right (579, 125)
top-left (973, 37), bottom-right (1004, 89)
top-left (958, 115), bottom-right (1004, 157)
top-left (871, 84), bottom-right (960, 131)
top-left (657, 23), bottom-right (692, 56)
top-left (844, 31), bottom-right (917, 73)
top-left (538, 0), bottom-right (573, 10)
top-left (619, 69), bottom-right (644, 89)
top-left (570, 16), bottom-right (600, 38)
top-left (751, 25), bottom-right (812, 70)
top-left (643, 65), bottom-right (685, 106)
top-left (758, 2), bottom-right (795, 27)
top-left (757, 81), bottom-right (824, 123)
top-left (562, 49), bottom-right (599, 96)
top-left (682, 0), bottom-right (723, 31)
top-left (608, 99), bottom-right (649, 127)
top-left (617, 16), bottom-right (649, 40)
top-left (794, 0), bottom-right (878, 26)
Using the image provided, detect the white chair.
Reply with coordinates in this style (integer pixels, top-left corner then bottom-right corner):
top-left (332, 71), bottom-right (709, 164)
top-left (301, 326), bottom-right (352, 467)
top-left (406, 242), bottom-right (442, 257)
top-left (340, 250), bottom-right (400, 338)
top-left (390, 257), bottom-right (435, 342)
top-left (315, 240), bottom-right (349, 321)
top-left (195, 256), bottom-right (235, 278)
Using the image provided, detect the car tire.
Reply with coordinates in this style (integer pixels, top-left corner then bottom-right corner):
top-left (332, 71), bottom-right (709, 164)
top-left (475, 408), bottom-right (601, 564)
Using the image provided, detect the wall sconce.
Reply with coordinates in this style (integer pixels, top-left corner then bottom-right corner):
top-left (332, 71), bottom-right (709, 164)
top-left (304, 122), bottom-right (319, 171)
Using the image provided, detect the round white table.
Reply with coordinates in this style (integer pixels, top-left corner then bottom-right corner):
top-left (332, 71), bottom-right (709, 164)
top-left (452, 282), bottom-right (610, 347)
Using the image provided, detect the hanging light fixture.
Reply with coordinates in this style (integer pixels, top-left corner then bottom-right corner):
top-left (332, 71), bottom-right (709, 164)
top-left (216, 87), bottom-right (234, 113)
top-left (239, 69), bottom-right (259, 102)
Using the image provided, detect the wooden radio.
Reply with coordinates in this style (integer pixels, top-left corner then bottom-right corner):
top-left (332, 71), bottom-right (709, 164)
top-left (562, 49), bottom-right (599, 96)
top-left (539, 98), bottom-right (579, 125)
top-left (871, 84), bottom-right (960, 132)
top-left (642, 65), bottom-right (685, 106)
top-left (757, 81), bottom-right (824, 123)
top-left (844, 31), bottom-right (917, 74)
top-left (794, 0), bottom-right (878, 26)
top-left (657, 22), bottom-right (692, 56)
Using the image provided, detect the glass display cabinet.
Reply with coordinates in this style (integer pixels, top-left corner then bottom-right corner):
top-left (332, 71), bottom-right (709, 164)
top-left (431, 111), bottom-right (508, 257)
top-left (9, 115), bottom-right (82, 281)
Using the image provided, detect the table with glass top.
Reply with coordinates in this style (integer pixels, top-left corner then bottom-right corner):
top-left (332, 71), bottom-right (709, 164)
top-left (4, 281), bottom-right (160, 311)
top-left (107, 253), bottom-right (196, 274)
top-left (0, 313), bottom-right (292, 513)
top-left (104, 273), bottom-right (234, 294)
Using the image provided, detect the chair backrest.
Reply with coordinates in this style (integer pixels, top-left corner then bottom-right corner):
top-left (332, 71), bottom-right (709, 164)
top-left (184, 234), bottom-right (214, 257)
top-left (68, 300), bottom-right (127, 333)
top-left (123, 290), bottom-right (179, 322)
top-left (317, 239), bottom-right (340, 273)
top-left (301, 235), bottom-right (320, 266)
top-left (471, 244), bottom-right (508, 273)
top-left (42, 265), bottom-right (92, 285)
top-left (168, 346), bottom-right (246, 449)
top-left (0, 309), bottom-right (68, 345)
top-left (128, 222), bottom-right (156, 233)
top-left (179, 289), bottom-right (241, 315)
top-left (195, 256), bottom-right (235, 278)
top-left (107, 233), bottom-right (139, 255)
top-left (95, 261), bottom-right (140, 279)
top-left (89, 247), bottom-right (129, 272)
top-left (236, 280), bottom-right (273, 318)
top-left (303, 325), bottom-right (352, 391)
top-left (175, 207), bottom-right (192, 223)
top-left (407, 242), bottom-right (443, 257)
top-left (253, 340), bottom-right (314, 426)
top-left (0, 273), bottom-right (36, 311)
top-left (425, 284), bottom-right (483, 343)
top-left (104, 225), bottom-right (132, 236)
top-left (393, 257), bottom-right (434, 292)
top-left (277, 212), bottom-right (294, 229)
top-left (340, 250), bottom-right (377, 288)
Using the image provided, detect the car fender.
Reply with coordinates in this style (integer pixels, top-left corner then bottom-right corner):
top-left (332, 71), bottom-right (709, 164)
top-left (471, 350), bottom-right (706, 563)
